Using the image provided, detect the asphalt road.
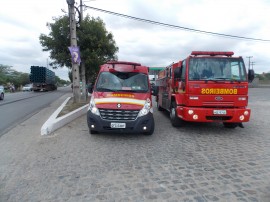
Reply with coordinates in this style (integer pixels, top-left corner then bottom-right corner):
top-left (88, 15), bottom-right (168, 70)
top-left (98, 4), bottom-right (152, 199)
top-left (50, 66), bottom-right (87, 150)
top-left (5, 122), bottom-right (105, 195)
top-left (0, 87), bottom-right (70, 137)
top-left (0, 87), bottom-right (270, 201)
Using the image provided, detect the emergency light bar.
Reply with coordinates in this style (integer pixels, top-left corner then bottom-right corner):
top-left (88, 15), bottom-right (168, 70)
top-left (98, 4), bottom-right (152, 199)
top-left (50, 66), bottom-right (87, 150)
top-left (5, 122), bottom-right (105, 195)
top-left (191, 51), bottom-right (234, 57)
top-left (106, 61), bottom-right (141, 69)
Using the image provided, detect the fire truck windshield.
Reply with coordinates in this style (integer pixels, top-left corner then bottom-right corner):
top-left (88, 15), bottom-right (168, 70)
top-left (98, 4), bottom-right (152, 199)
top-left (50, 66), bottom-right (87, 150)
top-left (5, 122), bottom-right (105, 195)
top-left (96, 72), bottom-right (149, 92)
top-left (188, 58), bottom-right (247, 82)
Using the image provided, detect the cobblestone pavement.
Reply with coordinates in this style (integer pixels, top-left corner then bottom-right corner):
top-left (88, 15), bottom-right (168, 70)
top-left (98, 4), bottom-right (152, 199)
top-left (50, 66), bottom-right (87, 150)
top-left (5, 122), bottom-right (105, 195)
top-left (1, 89), bottom-right (270, 201)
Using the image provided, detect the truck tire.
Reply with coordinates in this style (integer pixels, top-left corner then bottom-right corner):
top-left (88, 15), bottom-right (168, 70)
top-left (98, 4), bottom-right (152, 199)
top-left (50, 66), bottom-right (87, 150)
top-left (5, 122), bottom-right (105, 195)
top-left (90, 129), bottom-right (98, 134)
top-left (0, 93), bottom-right (4, 100)
top-left (157, 105), bottom-right (163, 111)
top-left (223, 122), bottom-right (238, 129)
top-left (157, 102), bottom-right (163, 111)
top-left (170, 102), bottom-right (183, 127)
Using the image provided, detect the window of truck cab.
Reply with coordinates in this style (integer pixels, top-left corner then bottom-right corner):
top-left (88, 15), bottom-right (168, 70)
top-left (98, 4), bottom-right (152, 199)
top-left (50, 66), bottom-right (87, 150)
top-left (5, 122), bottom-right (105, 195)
top-left (96, 72), bottom-right (149, 92)
top-left (188, 57), bottom-right (247, 81)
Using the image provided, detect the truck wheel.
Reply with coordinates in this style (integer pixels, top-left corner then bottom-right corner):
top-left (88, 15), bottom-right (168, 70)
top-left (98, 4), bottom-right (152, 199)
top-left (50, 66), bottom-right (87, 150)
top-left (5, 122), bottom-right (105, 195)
top-left (170, 102), bottom-right (183, 127)
top-left (90, 129), bottom-right (98, 134)
top-left (157, 105), bottom-right (163, 111)
top-left (157, 102), bottom-right (163, 111)
top-left (143, 122), bottom-right (155, 136)
top-left (0, 93), bottom-right (4, 100)
top-left (223, 122), bottom-right (238, 129)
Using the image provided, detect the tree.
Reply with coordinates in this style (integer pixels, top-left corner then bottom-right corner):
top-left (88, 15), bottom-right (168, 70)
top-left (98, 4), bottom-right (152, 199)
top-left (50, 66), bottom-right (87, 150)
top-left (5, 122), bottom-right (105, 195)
top-left (78, 15), bottom-right (118, 81)
top-left (0, 64), bottom-right (11, 84)
top-left (40, 17), bottom-right (71, 69)
top-left (39, 14), bottom-right (118, 101)
top-left (55, 76), bottom-right (70, 86)
top-left (0, 65), bottom-right (30, 89)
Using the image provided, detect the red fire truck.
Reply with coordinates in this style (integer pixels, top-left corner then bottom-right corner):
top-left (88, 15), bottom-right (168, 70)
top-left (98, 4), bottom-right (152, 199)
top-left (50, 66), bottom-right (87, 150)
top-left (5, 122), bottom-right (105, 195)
top-left (156, 51), bottom-right (255, 128)
top-left (87, 61), bottom-right (155, 135)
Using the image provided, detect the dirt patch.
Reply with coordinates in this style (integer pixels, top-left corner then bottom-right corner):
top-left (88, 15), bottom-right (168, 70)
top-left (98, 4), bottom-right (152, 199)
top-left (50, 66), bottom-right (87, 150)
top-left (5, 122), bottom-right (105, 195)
top-left (57, 97), bottom-right (90, 118)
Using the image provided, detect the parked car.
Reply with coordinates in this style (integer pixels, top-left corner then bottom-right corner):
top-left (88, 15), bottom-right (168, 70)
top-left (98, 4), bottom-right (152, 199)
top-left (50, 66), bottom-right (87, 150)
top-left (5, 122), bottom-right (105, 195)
top-left (0, 85), bottom-right (4, 100)
top-left (22, 84), bottom-right (33, 91)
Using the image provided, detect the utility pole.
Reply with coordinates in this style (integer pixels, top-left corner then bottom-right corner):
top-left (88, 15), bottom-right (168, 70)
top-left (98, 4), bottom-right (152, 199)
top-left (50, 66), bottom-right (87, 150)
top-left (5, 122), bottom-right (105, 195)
top-left (80, 0), bottom-right (87, 101)
top-left (246, 56), bottom-right (253, 70)
top-left (251, 62), bottom-right (255, 70)
top-left (67, 0), bottom-right (81, 103)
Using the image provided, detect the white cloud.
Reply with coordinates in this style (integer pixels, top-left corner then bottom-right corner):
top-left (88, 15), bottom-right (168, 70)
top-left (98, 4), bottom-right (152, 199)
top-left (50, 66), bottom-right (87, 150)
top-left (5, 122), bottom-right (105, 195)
top-left (1, 0), bottom-right (270, 81)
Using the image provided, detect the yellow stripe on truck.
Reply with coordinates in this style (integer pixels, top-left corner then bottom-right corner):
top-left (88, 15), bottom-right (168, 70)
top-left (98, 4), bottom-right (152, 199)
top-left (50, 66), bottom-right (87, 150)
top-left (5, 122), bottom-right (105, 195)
top-left (201, 88), bottom-right (238, 95)
top-left (95, 97), bottom-right (145, 106)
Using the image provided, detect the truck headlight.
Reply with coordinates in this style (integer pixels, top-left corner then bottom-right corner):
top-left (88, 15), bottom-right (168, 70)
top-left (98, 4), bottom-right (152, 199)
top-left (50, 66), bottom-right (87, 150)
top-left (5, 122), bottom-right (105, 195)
top-left (88, 96), bottom-right (100, 116)
top-left (138, 98), bottom-right (153, 117)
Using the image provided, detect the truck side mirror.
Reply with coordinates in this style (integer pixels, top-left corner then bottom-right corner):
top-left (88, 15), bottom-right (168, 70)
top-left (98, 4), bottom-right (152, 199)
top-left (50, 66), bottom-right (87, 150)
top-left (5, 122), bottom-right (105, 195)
top-left (87, 83), bottom-right (93, 93)
top-left (174, 67), bottom-right (181, 80)
top-left (248, 69), bottom-right (255, 83)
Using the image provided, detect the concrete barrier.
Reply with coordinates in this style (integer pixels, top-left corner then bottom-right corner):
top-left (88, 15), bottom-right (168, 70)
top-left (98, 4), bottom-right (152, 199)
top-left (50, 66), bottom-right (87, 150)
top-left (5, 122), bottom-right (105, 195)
top-left (41, 97), bottom-right (88, 135)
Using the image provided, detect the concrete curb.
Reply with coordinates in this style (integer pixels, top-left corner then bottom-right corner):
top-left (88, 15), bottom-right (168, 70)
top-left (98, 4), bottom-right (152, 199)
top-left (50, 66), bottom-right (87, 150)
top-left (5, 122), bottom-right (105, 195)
top-left (41, 97), bottom-right (88, 135)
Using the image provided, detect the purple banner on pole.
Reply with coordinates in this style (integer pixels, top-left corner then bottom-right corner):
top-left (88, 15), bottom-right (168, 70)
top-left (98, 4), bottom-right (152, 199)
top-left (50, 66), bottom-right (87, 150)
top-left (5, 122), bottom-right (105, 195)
top-left (68, 46), bottom-right (81, 64)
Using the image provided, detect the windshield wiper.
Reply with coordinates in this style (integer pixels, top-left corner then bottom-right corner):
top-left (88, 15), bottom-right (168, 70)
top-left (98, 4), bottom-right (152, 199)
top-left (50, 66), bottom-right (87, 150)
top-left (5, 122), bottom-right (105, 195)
top-left (212, 77), bottom-right (230, 80)
top-left (97, 88), bottom-right (114, 92)
top-left (128, 90), bottom-right (146, 93)
top-left (213, 77), bottom-right (242, 83)
top-left (201, 78), bottom-right (222, 83)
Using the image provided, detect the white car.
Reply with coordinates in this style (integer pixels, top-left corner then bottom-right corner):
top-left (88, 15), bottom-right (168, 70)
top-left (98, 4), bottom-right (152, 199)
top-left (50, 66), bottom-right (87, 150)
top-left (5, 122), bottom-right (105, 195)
top-left (22, 84), bottom-right (33, 91)
top-left (0, 85), bottom-right (4, 100)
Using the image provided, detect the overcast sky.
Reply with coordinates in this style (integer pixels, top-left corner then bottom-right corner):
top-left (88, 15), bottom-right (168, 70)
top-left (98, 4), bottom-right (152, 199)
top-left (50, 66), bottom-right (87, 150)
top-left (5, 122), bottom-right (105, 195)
top-left (1, 0), bottom-right (270, 80)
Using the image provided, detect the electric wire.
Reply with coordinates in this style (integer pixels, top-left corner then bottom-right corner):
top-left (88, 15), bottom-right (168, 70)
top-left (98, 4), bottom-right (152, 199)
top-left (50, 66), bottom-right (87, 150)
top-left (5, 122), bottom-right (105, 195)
top-left (84, 5), bottom-right (270, 42)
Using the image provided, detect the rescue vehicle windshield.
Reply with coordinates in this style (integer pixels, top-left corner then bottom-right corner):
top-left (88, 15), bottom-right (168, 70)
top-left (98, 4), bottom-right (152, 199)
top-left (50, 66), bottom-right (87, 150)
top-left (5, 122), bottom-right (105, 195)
top-left (96, 72), bottom-right (149, 92)
top-left (188, 58), bottom-right (247, 82)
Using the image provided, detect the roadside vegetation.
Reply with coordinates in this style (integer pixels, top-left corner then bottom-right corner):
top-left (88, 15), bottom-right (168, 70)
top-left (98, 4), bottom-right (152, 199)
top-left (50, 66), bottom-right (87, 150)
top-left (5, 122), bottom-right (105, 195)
top-left (255, 72), bottom-right (270, 84)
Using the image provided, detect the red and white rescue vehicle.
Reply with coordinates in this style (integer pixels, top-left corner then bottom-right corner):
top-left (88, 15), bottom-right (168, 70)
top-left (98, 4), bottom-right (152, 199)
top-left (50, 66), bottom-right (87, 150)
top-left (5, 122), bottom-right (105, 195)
top-left (87, 61), bottom-right (155, 135)
top-left (156, 51), bottom-right (254, 128)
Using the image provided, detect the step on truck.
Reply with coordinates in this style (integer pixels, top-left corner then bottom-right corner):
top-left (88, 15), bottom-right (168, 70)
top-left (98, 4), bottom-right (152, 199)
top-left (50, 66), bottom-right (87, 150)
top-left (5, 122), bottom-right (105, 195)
top-left (156, 51), bottom-right (255, 128)
top-left (87, 61), bottom-right (155, 135)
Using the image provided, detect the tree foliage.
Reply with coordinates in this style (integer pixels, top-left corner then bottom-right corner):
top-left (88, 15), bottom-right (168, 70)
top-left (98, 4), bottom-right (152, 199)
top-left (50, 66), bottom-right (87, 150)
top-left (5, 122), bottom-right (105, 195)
top-left (256, 72), bottom-right (270, 80)
top-left (40, 16), bottom-right (71, 68)
top-left (39, 14), bottom-right (118, 82)
top-left (0, 64), bottom-right (30, 88)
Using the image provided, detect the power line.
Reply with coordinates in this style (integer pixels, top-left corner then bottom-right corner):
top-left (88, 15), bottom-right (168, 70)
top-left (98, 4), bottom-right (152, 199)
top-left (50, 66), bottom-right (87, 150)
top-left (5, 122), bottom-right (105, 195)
top-left (84, 6), bottom-right (270, 42)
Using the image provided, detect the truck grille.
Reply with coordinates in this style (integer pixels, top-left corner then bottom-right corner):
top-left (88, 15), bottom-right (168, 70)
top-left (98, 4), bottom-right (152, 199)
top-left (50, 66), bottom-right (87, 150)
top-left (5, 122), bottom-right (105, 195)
top-left (206, 116), bottom-right (232, 121)
top-left (99, 109), bottom-right (140, 121)
top-left (203, 102), bottom-right (234, 107)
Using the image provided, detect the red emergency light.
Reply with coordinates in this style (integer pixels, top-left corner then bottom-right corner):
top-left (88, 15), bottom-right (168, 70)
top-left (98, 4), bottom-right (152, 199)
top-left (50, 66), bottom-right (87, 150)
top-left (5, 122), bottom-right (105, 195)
top-left (106, 61), bottom-right (141, 70)
top-left (191, 51), bottom-right (234, 57)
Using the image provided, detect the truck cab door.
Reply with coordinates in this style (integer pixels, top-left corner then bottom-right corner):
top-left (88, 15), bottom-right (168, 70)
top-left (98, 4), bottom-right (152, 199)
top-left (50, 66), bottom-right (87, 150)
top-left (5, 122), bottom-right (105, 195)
top-left (162, 67), bottom-right (172, 110)
top-left (176, 60), bottom-right (186, 105)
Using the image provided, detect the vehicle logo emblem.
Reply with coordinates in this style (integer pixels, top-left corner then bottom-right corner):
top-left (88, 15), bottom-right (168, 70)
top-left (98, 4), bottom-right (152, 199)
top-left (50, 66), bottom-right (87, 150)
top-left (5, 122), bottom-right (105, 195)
top-left (215, 96), bottom-right (223, 101)
top-left (117, 103), bottom-right (121, 108)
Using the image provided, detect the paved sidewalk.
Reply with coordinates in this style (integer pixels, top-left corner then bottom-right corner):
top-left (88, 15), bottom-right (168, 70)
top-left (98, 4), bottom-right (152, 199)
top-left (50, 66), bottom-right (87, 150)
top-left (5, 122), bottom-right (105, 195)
top-left (1, 92), bottom-right (270, 201)
top-left (0, 94), bottom-right (72, 201)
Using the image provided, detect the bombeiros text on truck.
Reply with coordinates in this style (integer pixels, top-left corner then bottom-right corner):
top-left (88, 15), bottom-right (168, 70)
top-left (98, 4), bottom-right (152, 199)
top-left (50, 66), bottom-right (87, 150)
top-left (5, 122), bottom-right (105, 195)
top-left (87, 61), bottom-right (155, 135)
top-left (156, 51), bottom-right (255, 128)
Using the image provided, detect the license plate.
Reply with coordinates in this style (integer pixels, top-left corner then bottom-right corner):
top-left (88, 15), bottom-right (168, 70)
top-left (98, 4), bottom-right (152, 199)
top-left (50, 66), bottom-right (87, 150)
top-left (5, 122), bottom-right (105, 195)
top-left (213, 110), bottom-right (227, 115)
top-left (110, 123), bottom-right (126, 128)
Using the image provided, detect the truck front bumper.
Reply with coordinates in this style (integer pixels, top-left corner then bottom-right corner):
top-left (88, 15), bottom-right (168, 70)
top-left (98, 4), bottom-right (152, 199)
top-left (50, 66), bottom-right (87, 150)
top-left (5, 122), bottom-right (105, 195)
top-left (87, 110), bottom-right (154, 134)
top-left (176, 106), bottom-right (251, 123)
